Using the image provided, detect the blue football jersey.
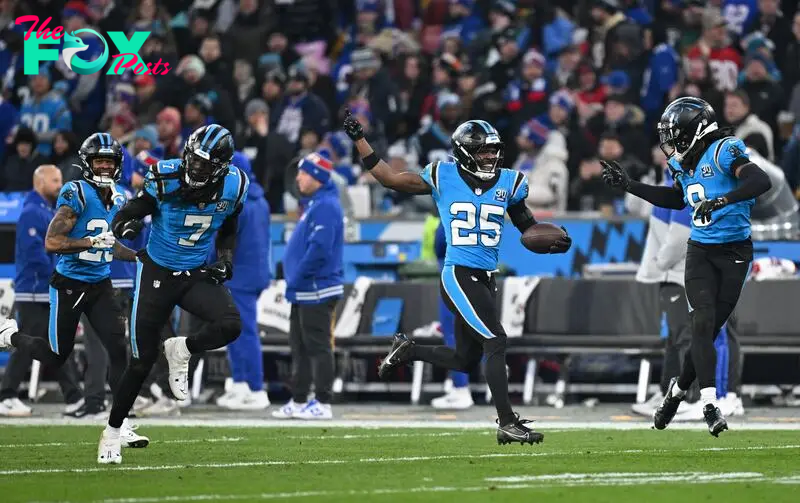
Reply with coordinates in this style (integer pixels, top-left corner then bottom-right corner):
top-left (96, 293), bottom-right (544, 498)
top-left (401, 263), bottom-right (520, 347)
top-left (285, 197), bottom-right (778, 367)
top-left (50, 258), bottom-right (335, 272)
top-left (19, 93), bottom-right (72, 157)
top-left (55, 180), bottom-right (126, 283)
top-left (144, 159), bottom-right (250, 271)
top-left (420, 162), bottom-right (528, 271)
top-left (668, 136), bottom-right (753, 244)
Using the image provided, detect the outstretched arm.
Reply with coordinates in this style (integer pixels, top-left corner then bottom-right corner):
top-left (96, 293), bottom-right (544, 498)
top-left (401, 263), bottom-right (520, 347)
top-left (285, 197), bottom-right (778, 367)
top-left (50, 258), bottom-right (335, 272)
top-left (45, 206), bottom-right (92, 254)
top-left (601, 160), bottom-right (686, 210)
top-left (343, 109), bottom-right (431, 195)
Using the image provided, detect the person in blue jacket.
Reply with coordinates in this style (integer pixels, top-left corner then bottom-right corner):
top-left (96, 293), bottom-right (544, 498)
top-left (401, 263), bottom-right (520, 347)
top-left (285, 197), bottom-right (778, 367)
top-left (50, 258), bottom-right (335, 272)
top-left (273, 152), bottom-right (343, 421)
top-left (213, 151), bottom-right (272, 410)
top-left (0, 165), bottom-right (83, 416)
top-left (429, 221), bottom-right (473, 410)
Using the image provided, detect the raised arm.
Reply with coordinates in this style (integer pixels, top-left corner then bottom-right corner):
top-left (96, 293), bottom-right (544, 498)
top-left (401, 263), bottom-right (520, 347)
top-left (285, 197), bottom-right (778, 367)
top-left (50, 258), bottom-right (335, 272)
top-left (601, 160), bottom-right (687, 210)
top-left (343, 110), bottom-right (431, 195)
top-left (45, 206), bottom-right (93, 254)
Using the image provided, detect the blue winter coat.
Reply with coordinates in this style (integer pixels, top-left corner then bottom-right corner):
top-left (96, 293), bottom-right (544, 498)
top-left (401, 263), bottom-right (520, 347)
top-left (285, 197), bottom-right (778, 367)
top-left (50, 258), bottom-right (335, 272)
top-left (15, 191), bottom-right (57, 302)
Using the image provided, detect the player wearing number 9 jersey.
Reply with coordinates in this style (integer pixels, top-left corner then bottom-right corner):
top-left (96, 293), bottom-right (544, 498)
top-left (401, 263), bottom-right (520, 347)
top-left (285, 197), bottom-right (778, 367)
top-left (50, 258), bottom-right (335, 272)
top-left (0, 133), bottom-right (145, 437)
top-left (98, 124), bottom-right (248, 465)
top-left (601, 96), bottom-right (771, 437)
top-left (343, 112), bottom-right (572, 445)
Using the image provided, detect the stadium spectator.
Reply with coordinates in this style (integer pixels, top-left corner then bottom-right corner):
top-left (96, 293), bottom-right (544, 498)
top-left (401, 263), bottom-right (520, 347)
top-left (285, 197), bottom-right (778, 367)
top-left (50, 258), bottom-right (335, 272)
top-left (198, 34), bottom-right (234, 98)
top-left (182, 94), bottom-right (214, 141)
top-left (740, 53), bottom-right (785, 131)
top-left (19, 70), bottom-right (72, 158)
top-left (514, 118), bottom-right (569, 212)
top-left (782, 12), bottom-right (800, 96)
top-left (1, 127), bottom-right (41, 192)
top-left (678, 58), bottom-right (725, 120)
top-left (724, 90), bottom-right (775, 161)
top-left (261, 68), bottom-right (287, 112)
top-left (272, 65), bottom-right (330, 150)
top-left (396, 54), bottom-right (431, 138)
top-left (753, 0), bottom-right (792, 65)
top-left (0, 165), bottom-right (84, 417)
top-left (232, 60), bottom-right (258, 133)
top-left (274, 152), bottom-right (344, 421)
top-left (686, 8), bottom-right (742, 93)
top-left (505, 49), bottom-right (552, 136)
top-left (227, 0), bottom-right (269, 64)
top-left (49, 131), bottom-right (82, 183)
top-left (155, 107), bottom-right (183, 159)
top-left (591, 0), bottom-right (642, 72)
top-left (585, 93), bottom-right (649, 164)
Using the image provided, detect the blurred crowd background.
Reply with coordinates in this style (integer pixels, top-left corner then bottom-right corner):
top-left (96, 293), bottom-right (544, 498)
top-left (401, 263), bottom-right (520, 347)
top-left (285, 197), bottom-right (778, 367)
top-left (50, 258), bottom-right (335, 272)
top-left (1, 0), bottom-right (800, 216)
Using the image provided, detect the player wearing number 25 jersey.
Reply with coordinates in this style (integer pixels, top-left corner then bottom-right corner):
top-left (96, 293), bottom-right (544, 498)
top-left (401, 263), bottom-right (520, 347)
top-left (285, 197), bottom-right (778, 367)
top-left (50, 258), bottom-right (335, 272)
top-left (100, 124), bottom-right (248, 465)
top-left (601, 96), bottom-right (771, 437)
top-left (0, 133), bottom-right (144, 431)
top-left (343, 112), bottom-right (571, 446)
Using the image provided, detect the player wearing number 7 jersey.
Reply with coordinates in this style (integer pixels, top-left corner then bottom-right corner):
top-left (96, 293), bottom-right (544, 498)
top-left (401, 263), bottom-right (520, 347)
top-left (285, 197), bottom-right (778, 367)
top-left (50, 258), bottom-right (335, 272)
top-left (97, 124), bottom-right (248, 464)
top-left (343, 111), bottom-right (572, 445)
top-left (601, 96), bottom-right (771, 437)
top-left (0, 133), bottom-right (147, 444)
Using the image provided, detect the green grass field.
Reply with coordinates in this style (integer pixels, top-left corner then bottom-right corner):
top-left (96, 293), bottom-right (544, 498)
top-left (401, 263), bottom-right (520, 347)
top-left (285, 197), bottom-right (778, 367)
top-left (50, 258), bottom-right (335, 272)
top-left (0, 425), bottom-right (798, 502)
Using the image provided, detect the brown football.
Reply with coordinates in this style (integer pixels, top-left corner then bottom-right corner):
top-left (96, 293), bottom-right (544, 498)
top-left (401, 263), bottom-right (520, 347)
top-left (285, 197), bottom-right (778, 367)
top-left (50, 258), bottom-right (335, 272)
top-left (520, 222), bottom-right (567, 253)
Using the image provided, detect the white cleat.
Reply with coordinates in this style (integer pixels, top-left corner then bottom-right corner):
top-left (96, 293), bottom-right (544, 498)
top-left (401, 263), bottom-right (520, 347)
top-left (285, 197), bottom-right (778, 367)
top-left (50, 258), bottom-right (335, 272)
top-left (0, 397), bottom-right (32, 417)
top-left (292, 399), bottom-right (333, 420)
top-left (631, 391), bottom-right (664, 417)
top-left (120, 418), bottom-right (150, 448)
top-left (163, 337), bottom-right (190, 400)
top-left (431, 387), bottom-right (474, 410)
top-left (271, 399), bottom-right (305, 419)
top-left (718, 393), bottom-right (745, 417)
top-left (223, 389), bottom-right (270, 411)
top-left (672, 400), bottom-right (705, 422)
top-left (216, 382), bottom-right (249, 408)
top-left (0, 318), bottom-right (18, 349)
top-left (97, 430), bottom-right (122, 464)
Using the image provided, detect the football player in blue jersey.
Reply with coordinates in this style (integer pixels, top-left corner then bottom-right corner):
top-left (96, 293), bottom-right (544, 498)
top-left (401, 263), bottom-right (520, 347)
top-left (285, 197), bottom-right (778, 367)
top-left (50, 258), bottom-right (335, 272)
top-left (97, 124), bottom-right (248, 464)
top-left (601, 96), bottom-right (772, 436)
top-left (343, 111), bottom-right (572, 445)
top-left (0, 133), bottom-right (148, 444)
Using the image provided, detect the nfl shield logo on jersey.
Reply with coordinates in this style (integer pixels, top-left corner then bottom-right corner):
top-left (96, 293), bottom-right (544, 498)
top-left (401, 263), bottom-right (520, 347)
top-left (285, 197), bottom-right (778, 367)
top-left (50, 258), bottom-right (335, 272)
top-left (494, 189), bottom-right (508, 203)
top-left (153, 280), bottom-right (160, 289)
top-left (701, 165), bottom-right (714, 178)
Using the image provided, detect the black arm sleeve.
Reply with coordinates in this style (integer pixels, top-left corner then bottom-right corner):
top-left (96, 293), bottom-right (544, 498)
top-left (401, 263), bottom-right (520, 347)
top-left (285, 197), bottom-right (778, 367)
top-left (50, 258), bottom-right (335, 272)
top-left (507, 200), bottom-right (537, 233)
top-left (723, 162), bottom-right (772, 204)
top-left (112, 191), bottom-right (157, 233)
top-left (215, 204), bottom-right (242, 253)
top-left (628, 180), bottom-right (687, 210)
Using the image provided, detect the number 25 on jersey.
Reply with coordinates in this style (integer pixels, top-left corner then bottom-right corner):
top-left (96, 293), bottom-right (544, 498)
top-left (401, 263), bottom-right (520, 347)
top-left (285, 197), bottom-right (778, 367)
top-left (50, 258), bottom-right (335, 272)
top-left (450, 202), bottom-right (504, 246)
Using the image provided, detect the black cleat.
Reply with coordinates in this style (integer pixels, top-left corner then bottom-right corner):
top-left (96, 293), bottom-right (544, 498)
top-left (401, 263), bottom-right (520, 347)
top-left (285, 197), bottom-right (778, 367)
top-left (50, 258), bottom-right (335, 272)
top-left (377, 333), bottom-right (414, 379)
top-left (654, 377), bottom-right (684, 430)
top-left (497, 414), bottom-right (544, 445)
top-left (703, 404), bottom-right (728, 437)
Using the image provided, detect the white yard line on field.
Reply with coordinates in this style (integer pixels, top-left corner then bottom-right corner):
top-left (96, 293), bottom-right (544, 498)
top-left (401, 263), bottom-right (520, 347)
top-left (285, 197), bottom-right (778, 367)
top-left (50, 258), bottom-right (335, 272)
top-left (0, 437), bottom-right (243, 449)
top-left (31, 472), bottom-right (799, 503)
top-left (2, 417), bottom-right (800, 430)
top-left (3, 444), bottom-right (800, 477)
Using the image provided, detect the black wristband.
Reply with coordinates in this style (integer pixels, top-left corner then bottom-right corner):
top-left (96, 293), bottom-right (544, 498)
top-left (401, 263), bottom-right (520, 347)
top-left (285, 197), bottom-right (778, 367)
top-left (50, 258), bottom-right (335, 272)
top-left (362, 152), bottom-right (380, 170)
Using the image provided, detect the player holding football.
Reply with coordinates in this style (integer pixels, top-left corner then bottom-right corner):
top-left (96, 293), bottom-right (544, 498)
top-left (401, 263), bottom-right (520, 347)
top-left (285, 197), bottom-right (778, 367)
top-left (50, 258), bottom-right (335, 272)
top-left (343, 111), bottom-right (572, 445)
top-left (601, 96), bottom-right (771, 436)
top-left (0, 133), bottom-right (148, 445)
top-left (97, 124), bottom-right (248, 464)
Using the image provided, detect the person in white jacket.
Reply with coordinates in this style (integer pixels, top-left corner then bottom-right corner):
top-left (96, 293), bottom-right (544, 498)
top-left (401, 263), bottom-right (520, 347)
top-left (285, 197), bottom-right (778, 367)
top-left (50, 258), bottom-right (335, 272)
top-left (513, 118), bottom-right (569, 212)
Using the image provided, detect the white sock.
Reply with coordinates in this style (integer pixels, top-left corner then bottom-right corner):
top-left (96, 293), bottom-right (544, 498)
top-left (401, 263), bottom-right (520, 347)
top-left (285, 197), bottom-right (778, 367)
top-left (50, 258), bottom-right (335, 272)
top-left (700, 387), bottom-right (717, 407)
top-left (670, 381), bottom-right (686, 398)
top-left (104, 425), bottom-right (121, 438)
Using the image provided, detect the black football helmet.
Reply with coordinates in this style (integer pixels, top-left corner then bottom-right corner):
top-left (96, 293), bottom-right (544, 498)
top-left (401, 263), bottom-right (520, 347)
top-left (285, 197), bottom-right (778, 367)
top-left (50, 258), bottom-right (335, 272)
top-left (181, 124), bottom-right (234, 189)
top-left (78, 132), bottom-right (123, 188)
top-left (657, 96), bottom-right (719, 163)
top-left (451, 120), bottom-right (504, 181)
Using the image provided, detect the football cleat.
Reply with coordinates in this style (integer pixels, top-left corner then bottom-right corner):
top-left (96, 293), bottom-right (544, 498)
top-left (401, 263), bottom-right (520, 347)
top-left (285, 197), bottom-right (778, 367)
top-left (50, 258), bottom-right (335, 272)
top-left (0, 397), bottom-right (32, 417)
top-left (97, 430), bottom-right (122, 464)
top-left (120, 418), bottom-right (150, 448)
top-left (378, 333), bottom-right (414, 379)
top-left (497, 414), bottom-right (544, 445)
top-left (271, 399), bottom-right (305, 419)
top-left (0, 317), bottom-right (18, 349)
top-left (138, 396), bottom-right (180, 417)
top-left (703, 404), bottom-right (728, 437)
top-left (223, 389), bottom-right (270, 411)
top-left (292, 399), bottom-right (333, 420)
top-left (64, 401), bottom-right (107, 419)
top-left (654, 377), bottom-right (684, 430)
top-left (431, 387), bottom-right (474, 410)
top-left (163, 337), bottom-right (190, 400)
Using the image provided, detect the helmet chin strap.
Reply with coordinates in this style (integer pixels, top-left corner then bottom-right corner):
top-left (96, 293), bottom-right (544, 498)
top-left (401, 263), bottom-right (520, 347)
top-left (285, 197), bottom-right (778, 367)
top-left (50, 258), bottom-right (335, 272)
top-left (674, 121), bottom-right (718, 163)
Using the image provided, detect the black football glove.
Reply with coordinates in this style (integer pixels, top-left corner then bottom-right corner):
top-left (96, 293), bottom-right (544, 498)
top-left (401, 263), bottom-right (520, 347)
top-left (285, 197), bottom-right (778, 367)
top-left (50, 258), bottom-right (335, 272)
top-left (600, 160), bottom-right (631, 190)
top-left (342, 108), bottom-right (365, 141)
top-left (112, 218), bottom-right (144, 240)
top-left (695, 197), bottom-right (727, 224)
top-left (203, 260), bottom-right (233, 285)
top-left (549, 226), bottom-right (572, 254)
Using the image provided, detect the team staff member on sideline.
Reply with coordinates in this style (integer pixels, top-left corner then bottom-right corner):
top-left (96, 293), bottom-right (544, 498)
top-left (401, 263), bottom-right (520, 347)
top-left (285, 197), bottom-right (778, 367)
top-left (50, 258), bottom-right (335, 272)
top-left (0, 165), bottom-right (84, 417)
top-left (214, 151), bottom-right (272, 411)
top-left (273, 152), bottom-right (344, 421)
